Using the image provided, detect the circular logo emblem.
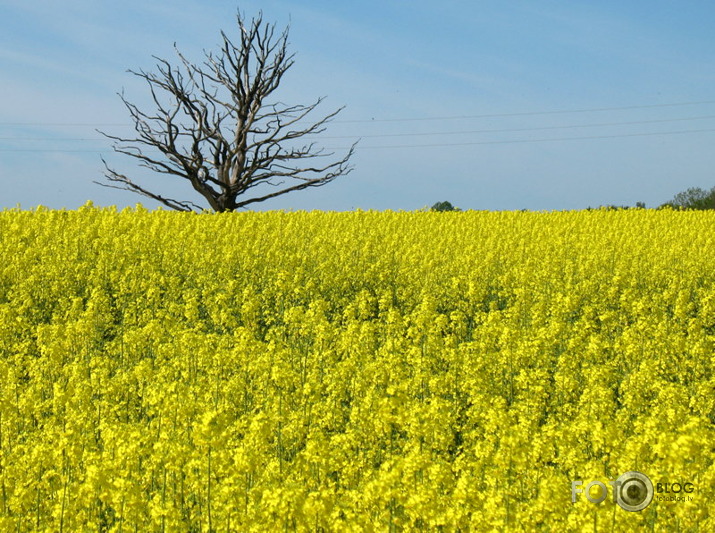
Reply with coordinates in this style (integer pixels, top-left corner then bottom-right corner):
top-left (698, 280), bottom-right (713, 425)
top-left (615, 471), bottom-right (654, 512)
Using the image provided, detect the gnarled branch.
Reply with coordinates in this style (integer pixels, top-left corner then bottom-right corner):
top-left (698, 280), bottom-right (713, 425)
top-left (98, 10), bottom-right (356, 212)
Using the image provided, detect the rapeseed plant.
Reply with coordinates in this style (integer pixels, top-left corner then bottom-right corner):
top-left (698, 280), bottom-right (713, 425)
top-left (0, 206), bottom-right (712, 531)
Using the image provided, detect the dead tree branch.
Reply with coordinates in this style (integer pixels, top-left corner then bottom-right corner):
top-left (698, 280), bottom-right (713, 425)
top-left (98, 11), bottom-right (356, 212)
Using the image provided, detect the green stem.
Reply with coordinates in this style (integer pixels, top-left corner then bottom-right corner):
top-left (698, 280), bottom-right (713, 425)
top-left (207, 447), bottom-right (212, 532)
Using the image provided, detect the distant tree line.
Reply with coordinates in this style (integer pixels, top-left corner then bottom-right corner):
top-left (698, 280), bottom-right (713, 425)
top-left (659, 186), bottom-right (715, 210)
top-left (607, 185), bottom-right (715, 210)
top-left (431, 201), bottom-right (461, 212)
top-left (434, 185), bottom-right (715, 212)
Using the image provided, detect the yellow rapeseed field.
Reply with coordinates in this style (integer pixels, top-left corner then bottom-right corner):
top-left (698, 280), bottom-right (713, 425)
top-left (0, 204), bottom-right (713, 531)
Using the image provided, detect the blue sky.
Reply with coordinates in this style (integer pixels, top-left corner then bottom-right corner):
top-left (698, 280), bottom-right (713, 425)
top-left (1, 0), bottom-right (715, 211)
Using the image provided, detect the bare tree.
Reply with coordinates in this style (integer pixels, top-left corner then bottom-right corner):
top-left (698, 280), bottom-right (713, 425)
top-left (98, 11), bottom-right (356, 212)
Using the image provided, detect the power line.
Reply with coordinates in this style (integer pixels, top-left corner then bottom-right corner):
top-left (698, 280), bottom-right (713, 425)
top-left (333, 100), bottom-right (715, 124)
top-left (0, 123), bottom-right (129, 127)
top-left (2, 128), bottom-right (715, 153)
top-left (2, 100), bottom-right (715, 128)
top-left (320, 114), bottom-right (715, 139)
top-left (3, 114), bottom-right (715, 143)
top-left (0, 137), bottom-right (110, 141)
top-left (0, 148), bottom-right (110, 153)
top-left (335, 128), bottom-right (715, 150)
